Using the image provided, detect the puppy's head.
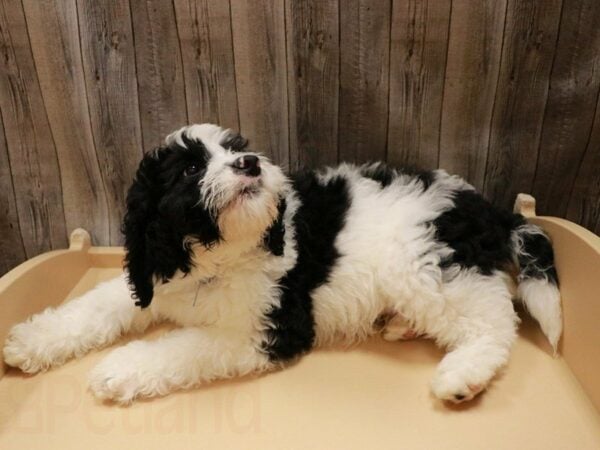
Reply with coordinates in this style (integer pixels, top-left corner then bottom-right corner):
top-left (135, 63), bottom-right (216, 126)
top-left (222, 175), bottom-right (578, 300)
top-left (122, 124), bottom-right (286, 308)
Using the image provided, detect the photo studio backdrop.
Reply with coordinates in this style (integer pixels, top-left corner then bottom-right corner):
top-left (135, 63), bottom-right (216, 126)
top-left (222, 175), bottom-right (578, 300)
top-left (0, 0), bottom-right (599, 275)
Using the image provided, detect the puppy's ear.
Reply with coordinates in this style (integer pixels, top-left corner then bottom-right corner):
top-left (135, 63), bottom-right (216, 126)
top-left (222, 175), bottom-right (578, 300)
top-left (122, 151), bottom-right (163, 308)
top-left (220, 130), bottom-right (248, 152)
top-left (122, 149), bottom-right (193, 308)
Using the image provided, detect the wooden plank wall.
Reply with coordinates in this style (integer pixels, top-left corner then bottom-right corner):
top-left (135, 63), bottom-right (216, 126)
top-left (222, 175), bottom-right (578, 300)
top-left (0, 0), bottom-right (599, 274)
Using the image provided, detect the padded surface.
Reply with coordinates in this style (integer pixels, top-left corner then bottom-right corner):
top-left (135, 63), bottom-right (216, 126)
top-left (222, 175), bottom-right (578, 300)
top-left (1, 267), bottom-right (599, 449)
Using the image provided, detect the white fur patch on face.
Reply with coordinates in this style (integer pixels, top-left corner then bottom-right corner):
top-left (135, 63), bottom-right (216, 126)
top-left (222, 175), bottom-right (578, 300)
top-left (168, 124), bottom-right (288, 245)
top-left (166, 123), bottom-right (232, 154)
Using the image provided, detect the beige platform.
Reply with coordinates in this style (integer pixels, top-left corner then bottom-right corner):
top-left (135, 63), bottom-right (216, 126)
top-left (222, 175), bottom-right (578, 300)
top-left (1, 195), bottom-right (599, 450)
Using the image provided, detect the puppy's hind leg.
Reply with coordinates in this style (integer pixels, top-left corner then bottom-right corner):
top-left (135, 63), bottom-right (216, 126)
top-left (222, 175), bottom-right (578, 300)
top-left (3, 275), bottom-right (153, 373)
top-left (382, 313), bottom-right (422, 341)
top-left (429, 270), bottom-right (519, 403)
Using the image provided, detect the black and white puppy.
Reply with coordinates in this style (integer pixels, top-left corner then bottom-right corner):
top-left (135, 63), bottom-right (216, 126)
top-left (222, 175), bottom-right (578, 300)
top-left (3, 124), bottom-right (562, 404)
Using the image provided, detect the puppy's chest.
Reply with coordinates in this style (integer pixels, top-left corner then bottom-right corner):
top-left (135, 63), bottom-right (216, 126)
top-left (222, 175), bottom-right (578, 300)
top-left (152, 263), bottom-right (278, 329)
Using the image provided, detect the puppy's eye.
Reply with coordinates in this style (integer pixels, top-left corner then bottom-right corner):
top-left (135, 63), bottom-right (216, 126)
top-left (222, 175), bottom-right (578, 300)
top-left (184, 164), bottom-right (200, 176)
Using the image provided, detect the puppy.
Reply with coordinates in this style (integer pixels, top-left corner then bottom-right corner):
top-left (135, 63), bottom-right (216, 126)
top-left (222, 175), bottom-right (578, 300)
top-left (3, 124), bottom-right (562, 404)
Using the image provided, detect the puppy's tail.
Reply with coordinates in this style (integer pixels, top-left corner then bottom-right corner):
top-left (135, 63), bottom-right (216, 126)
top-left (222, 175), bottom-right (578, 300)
top-left (511, 224), bottom-right (562, 353)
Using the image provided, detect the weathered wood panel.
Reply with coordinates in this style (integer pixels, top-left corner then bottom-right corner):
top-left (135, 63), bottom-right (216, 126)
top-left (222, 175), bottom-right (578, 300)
top-left (77, 0), bottom-right (144, 245)
top-left (0, 0), bottom-right (68, 257)
top-left (0, 0), bottom-right (599, 274)
top-left (532, 0), bottom-right (600, 218)
top-left (230, 0), bottom-right (288, 166)
top-left (175, 0), bottom-right (240, 130)
top-left (483, 0), bottom-right (562, 211)
top-left (0, 112), bottom-right (25, 275)
top-left (567, 92), bottom-right (600, 235)
top-left (131, 0), bottom-right (189, 149)
top-left (23, 0), bottom-right (109, 245)
top-left (286, 0), bottom-right (339, 168)
top-left (338, 0), bottom-right (391, 164)
top-left (439, 0), bottom-right (508, 190)
top-left (174, 0), bottom-right (239, 130)
top-left (387, 0), bottom-right (451, 170)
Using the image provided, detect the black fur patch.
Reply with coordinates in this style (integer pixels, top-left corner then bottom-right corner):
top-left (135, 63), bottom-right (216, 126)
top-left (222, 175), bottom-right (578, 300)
top-left (517, 230), bottom-right (559, 285)
top-left (360, 163), bottom-right (396, 187)
top-left (360, 162), bottom-right (434, 191)
top-left (264, 171), bottom-right (350, 361)
top-left (399, 166), bottom-right (435, 191)
top-left (122, 139), bottom-right (220, 308)
top-left (263, 198), bottom-right (286, 256)
top-left (220, 131), bottom-right (248, 152)
top-left (433, 190), bottom-right (525, 275)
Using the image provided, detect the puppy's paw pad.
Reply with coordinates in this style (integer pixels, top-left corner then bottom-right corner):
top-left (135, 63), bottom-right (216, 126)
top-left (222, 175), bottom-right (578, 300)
top-left (382, 315), bottom-right (420, 341)
top-left (401, 329), bottom-right (419, 339)
top-left (431, 373), bottom-right (487, 404)
top-left (448, 384), bottom-right (483, 403)
top-left (383, 328), bottom-right (420, 341)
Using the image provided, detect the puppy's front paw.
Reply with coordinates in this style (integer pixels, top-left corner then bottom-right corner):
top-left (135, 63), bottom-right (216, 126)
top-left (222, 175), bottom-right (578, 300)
top-left (3, 317), bottom-right (66, 373)
top-left (88, 343), bottom-right (164, 404)
top-left (430, 370), bottom-right (486, 403)
top-left (89, 367), bottom-right (142, 405)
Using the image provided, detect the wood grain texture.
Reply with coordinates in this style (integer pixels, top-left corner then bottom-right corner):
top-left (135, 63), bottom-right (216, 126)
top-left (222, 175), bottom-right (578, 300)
top-left (0, 112), bottom-right (25, 275)
top-left (532, 0), bottom-right (600, 218)
top-left (2, 0), bottom-right (600, 275)
top-left (387, 0), bottom-right (451, 170)
top-left (23, 0), bottom-right (109, 245)
top-left (0, 0), bottom-right (68, 257)
top-left (131, 0), bottom-right (189, 149)
top-left (483, 0), bottom-right (562, 211)
top-left (286, 0), bottom-right (339, 169)
top-left (174, 0), bottom-right (238, 131)
top-left (338, 0), bottom-right (391, 164)
top-left (77, 0), bottom-right (144, 245)
top-left (439, 0), bottom-right (508, 190)
top-left (567, 93), bottom-right (600, 235)
top-left (231, 0), bottom-right (288, 167)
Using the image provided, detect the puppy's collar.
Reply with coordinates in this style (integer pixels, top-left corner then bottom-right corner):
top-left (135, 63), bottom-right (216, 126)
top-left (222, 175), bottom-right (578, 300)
top-left (192, 276), bottom-right (217, 306)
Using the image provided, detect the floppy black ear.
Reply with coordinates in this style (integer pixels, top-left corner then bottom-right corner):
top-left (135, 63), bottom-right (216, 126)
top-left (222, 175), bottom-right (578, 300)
top-left (122, 149), bottom-right (194, 308)
top-left (122, 151), bottom-right (165, 308)
top-left (220, 131), bottom-right (248, 152)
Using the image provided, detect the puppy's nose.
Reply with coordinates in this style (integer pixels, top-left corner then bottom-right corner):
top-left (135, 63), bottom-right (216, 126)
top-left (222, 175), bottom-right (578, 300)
top-left (232, 155), bottom-right (261, 177)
